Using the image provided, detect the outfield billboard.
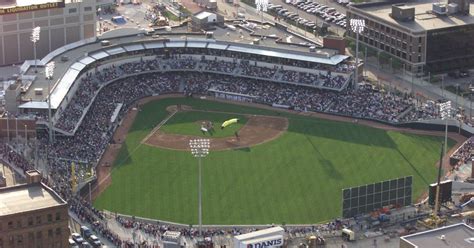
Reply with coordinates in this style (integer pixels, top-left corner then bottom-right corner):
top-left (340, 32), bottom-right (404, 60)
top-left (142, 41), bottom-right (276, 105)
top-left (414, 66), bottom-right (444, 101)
top-left (0, 0), bottom-right (65, 15)
top-left (342, 176), bottom-right (413, 218)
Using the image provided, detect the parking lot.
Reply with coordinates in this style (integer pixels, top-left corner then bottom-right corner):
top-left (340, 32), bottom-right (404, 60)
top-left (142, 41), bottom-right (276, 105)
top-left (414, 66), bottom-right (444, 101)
top-left (268, 0), bottom-right (348, 35)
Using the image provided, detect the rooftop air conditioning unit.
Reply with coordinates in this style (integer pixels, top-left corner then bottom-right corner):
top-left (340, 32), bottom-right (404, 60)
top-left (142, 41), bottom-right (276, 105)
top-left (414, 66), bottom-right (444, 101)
top-left (433, 3), bottom-right (447, 15)
top-left (447, 3), bottom-right (458, 14)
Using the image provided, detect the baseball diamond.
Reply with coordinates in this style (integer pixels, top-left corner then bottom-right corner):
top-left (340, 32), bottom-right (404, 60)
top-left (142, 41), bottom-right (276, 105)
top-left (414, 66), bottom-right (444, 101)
top-left (93, 96), bottom-right (456, 225)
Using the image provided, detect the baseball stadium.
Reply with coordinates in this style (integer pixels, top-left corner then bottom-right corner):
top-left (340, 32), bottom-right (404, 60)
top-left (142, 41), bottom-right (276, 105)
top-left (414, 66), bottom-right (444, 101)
top-left (3, 11), bottom-right (473, 247)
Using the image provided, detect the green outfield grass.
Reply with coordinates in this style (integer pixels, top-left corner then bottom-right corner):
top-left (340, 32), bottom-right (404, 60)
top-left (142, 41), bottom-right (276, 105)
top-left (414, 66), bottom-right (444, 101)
top-left (160, 111), bottom-right (248, 138)
top-left (93, 98), bottom-right (455, 225)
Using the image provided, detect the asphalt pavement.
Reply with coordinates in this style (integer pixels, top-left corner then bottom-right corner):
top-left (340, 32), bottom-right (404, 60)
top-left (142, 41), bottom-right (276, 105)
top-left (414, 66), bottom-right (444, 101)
top-left (269, 0), bottom-right (347, 35)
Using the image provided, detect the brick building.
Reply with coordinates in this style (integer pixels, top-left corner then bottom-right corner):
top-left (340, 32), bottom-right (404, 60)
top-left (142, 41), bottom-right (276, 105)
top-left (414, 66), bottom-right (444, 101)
top-left (0, 0), bottom-right (98, 66)
top-left (0, 170), bottom-right (68, 248)
top-left (347, 0), bottom-right (474, 75)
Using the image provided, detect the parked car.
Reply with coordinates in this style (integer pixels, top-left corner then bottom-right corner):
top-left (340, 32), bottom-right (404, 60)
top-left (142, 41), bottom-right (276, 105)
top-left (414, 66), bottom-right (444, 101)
top-left (80, 226), bottom-right (93, 240)
top-left (81, 241), bottom-right (92, 248)
top-left (69, 238), bottom-right (79, 248)
top-left (88, 235), bottom-right (102, 247)
top-left (71, 233), bottom-right (84, 244)
top-left (460, 69), bottom-right (470, 77)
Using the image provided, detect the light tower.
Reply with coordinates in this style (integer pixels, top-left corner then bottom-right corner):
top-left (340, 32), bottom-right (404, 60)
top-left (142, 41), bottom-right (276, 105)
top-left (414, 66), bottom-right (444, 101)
top-left (350, 19), bottom-right (365, 88)
top-left (45, 61), bottom-right (55, 144)
top-left (189, 138), bottom-right (210, 237)
top-left (30, 27), bottom-right (41, 73)
top-left (440, 100), bottom-right (452, 155)
top-left (256, 0), bottom-right (268, 34)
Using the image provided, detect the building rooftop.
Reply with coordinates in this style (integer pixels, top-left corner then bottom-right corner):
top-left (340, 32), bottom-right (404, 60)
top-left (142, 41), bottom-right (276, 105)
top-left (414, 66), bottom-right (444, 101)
top-left (195, 11), bottom-right (214, 20)
top-left (401, 223), bottom-right (474, 247)
top-left (352, 0), bottom-right (474, 32)
top-left (0, 182), bottom-right (66, 216)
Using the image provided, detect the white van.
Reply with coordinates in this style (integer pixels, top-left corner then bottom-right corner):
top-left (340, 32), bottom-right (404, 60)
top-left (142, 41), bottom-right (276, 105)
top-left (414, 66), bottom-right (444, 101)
top-left (68, 238), bottom-right (79, 247)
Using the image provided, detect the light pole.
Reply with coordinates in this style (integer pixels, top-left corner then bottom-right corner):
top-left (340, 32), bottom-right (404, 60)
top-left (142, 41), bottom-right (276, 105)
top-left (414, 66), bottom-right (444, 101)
top-left (5, 112), bottom-right (9, 142)
top-left (350, 19), bottom-right (365, 89)
top-left (455, 84), bottom-right (459, 110)
top-left (45, 62), bottom-right (55, 144)
top-left (440, 101), bottom-right (452, 156)
top-left (15, 118), bottom-right (18, 140)
top-left (24, 124), bottom-right (27, 142)
top-left (189, 138), bottom-right (210, 237)
top-left (469, 84), bottom-right (474, 122)
top-left (30, 27), bottom-right (41, 73)
top-left (256, 0), bottom-right (268, 38)
top-left (441, 75), bottom-right (445, 99)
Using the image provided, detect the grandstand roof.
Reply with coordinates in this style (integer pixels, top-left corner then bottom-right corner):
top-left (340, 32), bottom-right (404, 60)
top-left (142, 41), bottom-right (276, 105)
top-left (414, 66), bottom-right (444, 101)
top-left (18, 24), bottom-right (349, 111)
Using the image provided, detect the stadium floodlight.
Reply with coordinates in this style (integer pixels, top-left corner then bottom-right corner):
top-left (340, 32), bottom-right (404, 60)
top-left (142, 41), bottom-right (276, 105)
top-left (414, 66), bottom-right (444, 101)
top-left (45, 61), bottom-right (55, 144)
top-left (30, 27), bottom-right (41, 73)
top-left (256, 0), bottom-right (268, 12)
top-left (256, 0), bottom-right (268, 34)
top-left (189, 138), bottom-right (210, 237)
top-left (349, 19), bottom-right (365, 89)
top-left (439, 101), bottom-right (452, 155)
top-left (45, 61), bottom-right (55, 79)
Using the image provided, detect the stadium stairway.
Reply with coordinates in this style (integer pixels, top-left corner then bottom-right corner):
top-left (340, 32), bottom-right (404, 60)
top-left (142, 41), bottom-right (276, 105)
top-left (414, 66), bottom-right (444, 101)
top-left (396, 105), bottom-right (414, 121)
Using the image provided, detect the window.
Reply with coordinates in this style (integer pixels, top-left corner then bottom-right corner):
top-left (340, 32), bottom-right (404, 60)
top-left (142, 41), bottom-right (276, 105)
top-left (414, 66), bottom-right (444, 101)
top-left (55, 212), bottom-right (60, 221)
top-left (69, 8), bottom-right (77, 14)
top-left (16, 220), bottom-right (21, 228)
top-left (48, 229), bottom-right (53, 238)
top-left (418, 46), bottom-right (422, 53)
top-left (7, 221), bottom-right (13, 229)
top-left (16, 235), bottom-right (22, 244)
top-left (418, 55), bottom-right (421, 62)
top-left (47, 214), bottom-right (52, 222)
top-left (84, 6), bottom-right (92, 11)
top-left (418, 37), bottom-right (422, 43)
top-left (36, 231), bottom-right (42, 239)
top-left (28, 232), bottom-right (34, 241)
top-left (55, 228), bottom-right (61, 236)
top-left (36, 216), bottom-right (41, 225)
top-left (28, 217), bottom-right (33, 226)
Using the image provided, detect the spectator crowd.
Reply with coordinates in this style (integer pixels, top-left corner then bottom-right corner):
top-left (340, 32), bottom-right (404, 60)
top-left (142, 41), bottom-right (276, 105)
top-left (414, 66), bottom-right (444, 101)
top-left (0, 55), bottom-right (453, 247)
